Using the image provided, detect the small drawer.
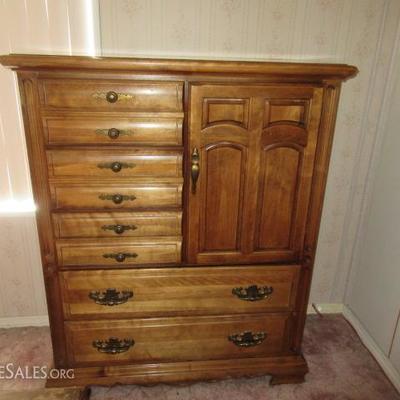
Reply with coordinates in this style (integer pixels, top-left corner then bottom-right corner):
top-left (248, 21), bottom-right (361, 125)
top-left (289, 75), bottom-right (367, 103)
top-left (42, 117), bottom-right (183, 146)
top-left (61, 265), bottom-right (299, 319)
top-left (46, 149), bottom-right (182, 179)
top-left (50, 183), bottom-right (182, 210)
top-left (65, 314), bottom-right (290, 366)
top-left (52, 211), bottom-right (182, 238)
top-left (39, 80), bottom-right (183, 112)
top-left (56, 237), bottom-right (182, 267)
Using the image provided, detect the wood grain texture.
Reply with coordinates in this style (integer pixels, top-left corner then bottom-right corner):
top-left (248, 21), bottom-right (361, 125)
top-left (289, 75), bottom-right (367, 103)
top-left (64, 314), bottom-right (290, 366)
top-left (0, 54), bottom-right (358, 81)
top-left (187, 84), bottom-right (322, 264)
top-left (16, 73), bottom-right (68, 367)
top-left (50, 183), bottom-right (183, 210)
top-left (39, 79), bottom-right (183, 112)
top-left (0, 54), bottom-right (356, 387)
top-left (61, 266), bottom-right (300, 319)
top-left (56, 237), bottom-right (182, 267)
top-left (46, 149), bottom-right (182, 179)
top-left (42, 115), bottom-right (183, 146)
top-left (52, 211), bottom-right (182, 238)
top-left (46, 355), bottom-right (308, 387)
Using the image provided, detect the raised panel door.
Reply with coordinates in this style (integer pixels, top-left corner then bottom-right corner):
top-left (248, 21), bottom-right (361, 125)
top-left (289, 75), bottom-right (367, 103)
top-left (187, 85), bottom-right (322, 264)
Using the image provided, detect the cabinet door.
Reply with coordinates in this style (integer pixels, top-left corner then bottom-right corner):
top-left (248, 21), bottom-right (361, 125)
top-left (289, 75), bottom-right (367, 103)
top-left (187, 84), bottom-right (322, 264)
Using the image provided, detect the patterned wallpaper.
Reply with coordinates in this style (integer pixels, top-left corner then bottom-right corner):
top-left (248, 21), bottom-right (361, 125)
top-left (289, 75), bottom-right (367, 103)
top-left (100, 0), bottom-right (400, 303)
top-left (1, 0), bottom-right (399, 320)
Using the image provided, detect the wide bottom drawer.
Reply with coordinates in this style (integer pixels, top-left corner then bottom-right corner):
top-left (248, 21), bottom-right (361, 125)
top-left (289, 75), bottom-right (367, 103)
top-left (65, 314), bottom-right (290, 366)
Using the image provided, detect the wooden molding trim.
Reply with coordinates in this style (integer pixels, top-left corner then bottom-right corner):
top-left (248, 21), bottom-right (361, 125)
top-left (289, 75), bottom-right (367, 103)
top-left (0, 54), bottom-right (358, 81)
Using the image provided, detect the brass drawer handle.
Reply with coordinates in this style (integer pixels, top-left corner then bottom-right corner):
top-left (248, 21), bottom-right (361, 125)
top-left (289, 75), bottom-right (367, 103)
top-left (228, 331), bottom-right (266, 347)
top-left (95, 128), bottom-right (134, 139)
top-left (93, 337), bottom-right (134, 354)
top-left (98, 194), bottom-right (136, 204)
top-left (191, 147), bottom-right (200, 194)
top-left (97, 162), bottom-right (136, 173)
top-left (92, 91), bottom-right (135, 103)
top-left (89, 288), bottom-right (133, 306)
top-left (101, 224), bottom-right (137, 235)
top-left (103, 252), bottom-right (138, 262)
top-left (232, 285), bottom-right (274, 301)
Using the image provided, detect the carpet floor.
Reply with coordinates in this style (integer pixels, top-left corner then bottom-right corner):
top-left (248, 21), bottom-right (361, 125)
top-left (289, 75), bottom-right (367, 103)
top-left (0, 315), bottom-right (399, 399)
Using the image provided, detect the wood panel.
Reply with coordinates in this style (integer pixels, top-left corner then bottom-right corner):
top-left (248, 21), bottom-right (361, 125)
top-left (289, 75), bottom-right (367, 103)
top-left (52, 211), bottom-right (182, 238)
top-left (46, 355), bottom-right (308, 387)
top-left (56, 237), bottom-right (182, 267)
top-left (39, 80), bottom-right (183, 112)
top-left (201, 144), bottom-right (245, 252)
top-left (253, 94), bottom-right (323, 260)
top-left (42, 116), bottom-right (183, 146)
top-left (61, 266), bottom-right (300, 319)
top-left (0, 54), bottom-right (358, 80)
top-left (65, 314), bottom-right (290, 366)
top-left (16, 74), bottom-right (69, 368)
top-left (46, 149), bottom-right (182, 179)
top-left (256, 146), bottom-right (301, 250)
top-left (187, 84), bottom-right (322, 264)
top-left (50, 183), bottom-right (182, 210)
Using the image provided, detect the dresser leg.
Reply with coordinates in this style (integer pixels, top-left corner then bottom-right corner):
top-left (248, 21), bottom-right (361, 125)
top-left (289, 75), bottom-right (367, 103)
top-left (79, 386), bottom-right (91, 400)
top-left (269, 373), bottom-right (306, 386)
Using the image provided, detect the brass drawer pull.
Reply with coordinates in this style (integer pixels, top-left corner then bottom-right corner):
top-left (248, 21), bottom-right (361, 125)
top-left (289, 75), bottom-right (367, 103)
top-left (101, 224), bottom-right (137, 235)
top-left (232, 285), bottom-right (274, 301)
top-left (92, 91), bottom-right (135, 103)
top-left (97, 161), bottom-right (136, 173)
top-left (98, 193), bottom-right (136, 204)
top-left (89, 288), bottom-right (133, 306)
top-left (103, 252), bottom-right (138, 262)
top-left (93, 337), bottom-right (134, 354)
top-left (106, 91), bottom-right (118, 103)
top-left (228, 331), bottom-right (266, 347)
top-left (95, 128), bottom-right (135, 139)
top-left (191, 147), bottom-right (200, 194)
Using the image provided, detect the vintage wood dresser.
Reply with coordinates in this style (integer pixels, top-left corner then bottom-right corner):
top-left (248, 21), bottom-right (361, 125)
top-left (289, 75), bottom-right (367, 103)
top-left (0, 54), bottom-right (357, 387)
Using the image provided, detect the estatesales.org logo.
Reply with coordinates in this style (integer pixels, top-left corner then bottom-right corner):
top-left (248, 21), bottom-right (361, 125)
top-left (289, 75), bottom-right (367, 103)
top-left (0, 364), bottom-right (74, 380)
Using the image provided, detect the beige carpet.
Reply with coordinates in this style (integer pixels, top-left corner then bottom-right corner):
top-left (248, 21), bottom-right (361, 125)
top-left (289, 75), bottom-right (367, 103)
top-left (0, 315), bottom-right (399, 399)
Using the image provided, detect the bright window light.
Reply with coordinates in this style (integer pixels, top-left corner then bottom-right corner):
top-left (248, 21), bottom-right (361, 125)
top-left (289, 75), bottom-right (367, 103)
top-left (83, 0), bottom-right (98, 57)
top-left (0, 199), bottom-right (37, 214)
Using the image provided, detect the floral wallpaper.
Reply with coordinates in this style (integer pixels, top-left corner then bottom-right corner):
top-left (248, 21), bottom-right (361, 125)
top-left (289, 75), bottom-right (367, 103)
top-left (100, 0), bottom-right (400, 304)
top-left (1, 0), bottom-right (400, 319)
top-left (0, 215), bottom-right (47, 317)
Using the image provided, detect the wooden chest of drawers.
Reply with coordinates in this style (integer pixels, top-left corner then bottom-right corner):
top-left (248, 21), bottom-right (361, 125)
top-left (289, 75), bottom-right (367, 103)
top-left (0, 54), bottom-right (357, 388)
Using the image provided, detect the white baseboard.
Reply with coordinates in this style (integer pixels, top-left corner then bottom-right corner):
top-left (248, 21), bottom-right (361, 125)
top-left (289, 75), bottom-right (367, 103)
top-left (307, 303), bottom-right (344, 314)
top-left (343, 305), bottom-right (400, 394)
top-left (0, 315), bottom-right (49, 328)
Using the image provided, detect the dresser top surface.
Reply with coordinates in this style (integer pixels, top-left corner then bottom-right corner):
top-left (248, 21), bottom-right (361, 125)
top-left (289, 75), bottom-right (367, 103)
top-left (0, 54), bottom-right (357, 82)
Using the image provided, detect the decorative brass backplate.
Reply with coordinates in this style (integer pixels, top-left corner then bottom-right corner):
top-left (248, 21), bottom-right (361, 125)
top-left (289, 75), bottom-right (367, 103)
top-left (97, 162), bottom-right (136, 173)
top-left (92, 337), bottom-right (134, 354)
top-left (91, 91), bottom-right (135, 103)
top-left (89, 288), bottom-right (133, 306)
top-left (95, 128), bottom-right (135, 138)
top-left (101, 224), bottom-right (137, 234)
top-left (228, 331), bottom-right (267, 347)
top-left (98, 194), bottom-right (136, 204)
top-left (103, 252), bottom-right (138, 262)
top-left (232, 285), bottom-right (274, 301)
